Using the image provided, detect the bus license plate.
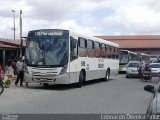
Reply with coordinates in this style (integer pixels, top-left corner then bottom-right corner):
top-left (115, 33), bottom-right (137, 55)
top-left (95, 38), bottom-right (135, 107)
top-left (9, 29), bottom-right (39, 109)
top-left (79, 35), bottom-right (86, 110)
top-left (40, 78), bottom-right (47, 81)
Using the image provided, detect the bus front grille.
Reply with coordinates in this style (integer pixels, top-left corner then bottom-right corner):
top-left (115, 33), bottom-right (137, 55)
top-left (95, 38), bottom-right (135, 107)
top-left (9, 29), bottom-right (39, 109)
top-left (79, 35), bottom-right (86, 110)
top-left (31, 72), bottom-right (57, 77)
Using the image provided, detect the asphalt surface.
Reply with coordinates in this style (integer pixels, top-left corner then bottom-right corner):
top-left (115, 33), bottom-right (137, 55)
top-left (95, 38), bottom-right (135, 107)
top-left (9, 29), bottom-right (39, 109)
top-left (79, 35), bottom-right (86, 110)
top-left (0, 74), bottom-right (159, 114)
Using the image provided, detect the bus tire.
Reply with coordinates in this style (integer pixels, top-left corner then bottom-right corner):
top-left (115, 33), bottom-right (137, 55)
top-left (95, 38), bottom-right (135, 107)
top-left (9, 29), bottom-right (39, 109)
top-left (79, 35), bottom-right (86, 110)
top-left (104, 69), bottom-right (110, 81)
top-left (43, 83), bottom-right (49, 87)
top-left (76, 71), bottom-right (85, 88)
top-left (25, 82), bottom-right (29, 87)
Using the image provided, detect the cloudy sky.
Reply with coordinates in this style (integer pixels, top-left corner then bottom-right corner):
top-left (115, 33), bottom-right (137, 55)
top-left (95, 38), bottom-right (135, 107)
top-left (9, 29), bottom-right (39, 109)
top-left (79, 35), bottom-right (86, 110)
top-left (0, 0), bottom-right (160, 39)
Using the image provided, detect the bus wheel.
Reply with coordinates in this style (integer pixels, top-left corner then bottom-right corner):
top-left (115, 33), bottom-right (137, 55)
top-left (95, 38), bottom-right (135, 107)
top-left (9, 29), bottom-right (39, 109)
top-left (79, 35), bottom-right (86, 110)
top-left (105, 69), bottom-right (110, 81)
top-left (77, 71), bottom-right (85, 88)
top-left (43, 83), bottom-right (49, 87)
top-left (25, 82), bottom-right (29, 87)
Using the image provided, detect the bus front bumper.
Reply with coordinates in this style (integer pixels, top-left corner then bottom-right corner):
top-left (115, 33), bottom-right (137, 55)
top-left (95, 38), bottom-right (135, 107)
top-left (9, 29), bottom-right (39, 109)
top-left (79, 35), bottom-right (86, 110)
top-left (119, 67), bottom-right (127, 72)
top-left (24, 73), bottom-right (70, 84)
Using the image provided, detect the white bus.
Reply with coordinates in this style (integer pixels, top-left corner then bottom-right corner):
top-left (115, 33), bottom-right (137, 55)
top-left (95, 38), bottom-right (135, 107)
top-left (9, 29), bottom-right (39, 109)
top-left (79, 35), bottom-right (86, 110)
top-left (119, 50), bottom-right (139, 72)
top-left (24, 29), bottom-right (119, 87)
top-left (140, 53), bottom-right (150, 63)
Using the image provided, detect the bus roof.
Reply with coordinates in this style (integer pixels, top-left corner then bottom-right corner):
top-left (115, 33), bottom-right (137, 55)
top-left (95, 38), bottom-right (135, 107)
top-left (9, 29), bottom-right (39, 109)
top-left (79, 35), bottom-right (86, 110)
top-left (28, 29), bottom-right (119, 48)
top-left (119, 50), bottom-right (137, 54)
top-left (70, 30), bottom-right (119, 47)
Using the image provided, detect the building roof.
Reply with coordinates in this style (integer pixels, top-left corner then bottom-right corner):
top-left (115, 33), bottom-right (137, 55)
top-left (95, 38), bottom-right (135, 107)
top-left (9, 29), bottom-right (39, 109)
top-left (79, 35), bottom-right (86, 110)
top-left (0, 38), bottom-right (25, 48)
top-left (96, 35), bottom-right (160, 40)
top-left (96, 35), bottom-right (160, 49)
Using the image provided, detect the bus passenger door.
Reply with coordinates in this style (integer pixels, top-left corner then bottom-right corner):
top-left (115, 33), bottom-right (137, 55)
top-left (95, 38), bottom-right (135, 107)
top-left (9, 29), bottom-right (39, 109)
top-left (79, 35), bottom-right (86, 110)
top-left (69, 36), bottom-right (78, 83)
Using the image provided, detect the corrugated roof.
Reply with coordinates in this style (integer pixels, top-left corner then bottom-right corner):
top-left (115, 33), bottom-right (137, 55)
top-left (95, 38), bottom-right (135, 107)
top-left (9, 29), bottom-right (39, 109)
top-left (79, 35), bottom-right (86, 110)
top-left (96, 35), bottom-right (160, 49)
top-left (0, 38), bottom-right (26, 48)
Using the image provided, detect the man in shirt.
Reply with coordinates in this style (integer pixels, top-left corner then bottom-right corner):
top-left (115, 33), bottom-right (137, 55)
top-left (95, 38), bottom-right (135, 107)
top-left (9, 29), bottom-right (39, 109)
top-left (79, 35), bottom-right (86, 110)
top-left (15, 58), bottom-right (24, 86)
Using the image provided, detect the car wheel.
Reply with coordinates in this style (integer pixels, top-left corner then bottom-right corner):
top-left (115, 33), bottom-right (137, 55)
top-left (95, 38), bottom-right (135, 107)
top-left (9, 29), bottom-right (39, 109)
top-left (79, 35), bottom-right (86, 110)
top-left (126, 75), bottom-right (129, 78)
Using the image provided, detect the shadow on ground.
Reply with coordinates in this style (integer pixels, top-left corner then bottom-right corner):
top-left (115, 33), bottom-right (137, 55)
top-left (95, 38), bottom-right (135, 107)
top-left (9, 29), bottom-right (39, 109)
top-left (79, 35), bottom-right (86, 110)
top-left (23, 78), bottom-right (113, 91)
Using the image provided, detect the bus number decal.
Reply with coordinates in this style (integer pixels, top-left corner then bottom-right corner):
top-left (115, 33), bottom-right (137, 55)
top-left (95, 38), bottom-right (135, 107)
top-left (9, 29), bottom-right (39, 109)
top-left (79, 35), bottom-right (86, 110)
top-left (81, 61), bottom-right (85, 66)
top-left (98, 63), bottom-right (104, 68)
top-left (86, 64), bottom-right (90, 70)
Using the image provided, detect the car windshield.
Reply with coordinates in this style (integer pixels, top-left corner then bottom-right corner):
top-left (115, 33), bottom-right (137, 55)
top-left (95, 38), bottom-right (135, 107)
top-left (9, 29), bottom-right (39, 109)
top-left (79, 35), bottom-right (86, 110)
top-left (149, 64), bottom-right (160, 68)
top-left (128, 63), bottom-right (138, 67)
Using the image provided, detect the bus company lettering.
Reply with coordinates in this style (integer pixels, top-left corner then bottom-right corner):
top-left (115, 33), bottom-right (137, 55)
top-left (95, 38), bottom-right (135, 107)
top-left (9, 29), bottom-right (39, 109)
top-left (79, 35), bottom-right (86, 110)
top-left (98, 58), bottom-right (104, 62)
top-left (98, 64), bottom-right (104, 68)
top-left (35, 31), bottom-right (63, 36)
top-left (81, 61), bottom-right (85, 66)
top-left (86, 64), bottom-right (90, 70)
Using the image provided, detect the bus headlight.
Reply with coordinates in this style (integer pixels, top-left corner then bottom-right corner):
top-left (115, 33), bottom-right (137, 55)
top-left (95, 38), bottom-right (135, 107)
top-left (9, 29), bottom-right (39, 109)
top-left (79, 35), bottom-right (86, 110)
top-left (60, 64), bottom-right (68, 75)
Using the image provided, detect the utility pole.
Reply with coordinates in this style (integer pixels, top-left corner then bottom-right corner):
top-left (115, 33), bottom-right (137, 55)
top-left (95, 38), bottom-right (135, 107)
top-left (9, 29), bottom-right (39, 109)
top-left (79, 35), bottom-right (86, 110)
top-left (20, 10), bottom-right (23, 58)
top-left (11, 10), bottom-right (16, 40)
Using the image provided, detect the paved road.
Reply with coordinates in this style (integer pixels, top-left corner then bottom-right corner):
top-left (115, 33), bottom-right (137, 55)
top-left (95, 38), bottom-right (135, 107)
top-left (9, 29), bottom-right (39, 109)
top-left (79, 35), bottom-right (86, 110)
top-left (0, 74), bottom-right (159, 114)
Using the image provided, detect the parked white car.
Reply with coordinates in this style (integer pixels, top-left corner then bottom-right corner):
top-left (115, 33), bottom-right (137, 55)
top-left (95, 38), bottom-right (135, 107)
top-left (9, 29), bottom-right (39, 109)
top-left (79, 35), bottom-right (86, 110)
top-left (126, 61), bottom-right (139, 78)
top-left (149, 63), bottom-right (160, 77)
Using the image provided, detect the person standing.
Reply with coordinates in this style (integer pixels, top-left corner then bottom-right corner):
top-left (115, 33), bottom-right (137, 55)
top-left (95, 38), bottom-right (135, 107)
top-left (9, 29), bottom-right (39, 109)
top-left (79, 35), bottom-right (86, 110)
top-left (0, 65), bottom-right (3, 81)
top-left (11, 58), bottom-right (17, 75)
top-left (138, 58), bottom-right (145, 81)
top-left (15, 58), bottom-right (24, 86)
top-left (5, 61), bottom-right (14, 76)
top-left (3, 61), bottom-right (14, 88)
top-left (5, 61), bottom-right (14, 81)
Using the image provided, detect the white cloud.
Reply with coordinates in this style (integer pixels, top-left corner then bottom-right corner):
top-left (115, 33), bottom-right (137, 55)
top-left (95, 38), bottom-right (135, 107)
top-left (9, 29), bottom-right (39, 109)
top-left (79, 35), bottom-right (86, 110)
top-left (1, 0), bottom-right (160, 39)
top-left (59, 19), bottom-right (94, 35)
top-left (114, 32), bottom-right (121, 35)
top-left (102, 0), bottom-right (160, 35)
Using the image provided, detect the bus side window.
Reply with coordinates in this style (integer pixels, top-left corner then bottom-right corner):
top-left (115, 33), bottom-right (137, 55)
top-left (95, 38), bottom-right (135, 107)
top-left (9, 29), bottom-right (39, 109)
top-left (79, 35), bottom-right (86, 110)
top-left (113, 47), bottom-right (116, 59)
top-left (87, 39), bottom-right (94, 58)
top-left (115, 47), bottom-right (119, 59)
top-left (107, 46), bottom-right (112, 59)
top-left (70, 37), bottom-right (78, 61)
top-left (106, 45), bottom-right (110, 58)
top-left (101, 43), bottom-right (106, 58)
top-left (95, 42), bottom-right (101, 58)
top-left (78, 37), bottom-right (87, 57)
top-left (111, 46), bottom-right (115, 59)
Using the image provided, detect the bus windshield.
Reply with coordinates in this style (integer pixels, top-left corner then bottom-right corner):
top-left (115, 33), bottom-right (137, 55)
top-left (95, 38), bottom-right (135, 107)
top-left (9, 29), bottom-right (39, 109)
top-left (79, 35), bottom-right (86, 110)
top-left (119, 51), bottom-right (129, 64)
top-left (25, 31), bottom-right (69, 67)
